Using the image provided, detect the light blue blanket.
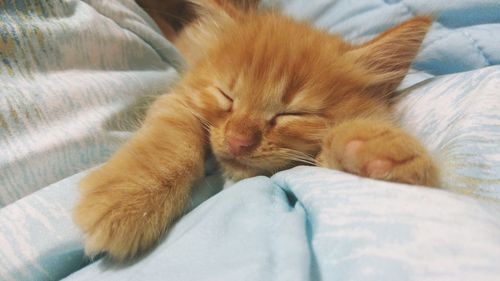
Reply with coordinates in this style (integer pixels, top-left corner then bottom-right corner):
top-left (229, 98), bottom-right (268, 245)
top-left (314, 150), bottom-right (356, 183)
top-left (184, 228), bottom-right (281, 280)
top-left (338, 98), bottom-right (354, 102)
top-left (1, 0), bottom-right (500, 280)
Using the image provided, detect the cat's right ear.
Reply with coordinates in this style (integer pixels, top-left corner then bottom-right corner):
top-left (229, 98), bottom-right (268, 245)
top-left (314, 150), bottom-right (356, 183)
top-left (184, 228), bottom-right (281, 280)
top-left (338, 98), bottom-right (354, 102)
top-left (183, 0), bottom-right (258, 40)
top-left (188, 0), bottom-right (258, 19)
top-left (175, 1), bottom-right (252, 66)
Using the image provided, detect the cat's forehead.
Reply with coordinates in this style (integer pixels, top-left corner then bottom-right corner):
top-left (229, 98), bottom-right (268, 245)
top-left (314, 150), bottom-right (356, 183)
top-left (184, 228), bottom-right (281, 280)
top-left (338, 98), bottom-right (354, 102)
top-left (202, 14), bottom-right (353, 110)
top-left (211, 20), bottom-right (342, 76)
top-left (214, 17), bottom-right (344, 70)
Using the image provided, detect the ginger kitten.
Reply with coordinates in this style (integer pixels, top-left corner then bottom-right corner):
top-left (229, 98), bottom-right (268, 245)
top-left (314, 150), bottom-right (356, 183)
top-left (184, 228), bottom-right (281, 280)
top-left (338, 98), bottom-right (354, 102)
top-left (74, 0), bottom-right (438, 260)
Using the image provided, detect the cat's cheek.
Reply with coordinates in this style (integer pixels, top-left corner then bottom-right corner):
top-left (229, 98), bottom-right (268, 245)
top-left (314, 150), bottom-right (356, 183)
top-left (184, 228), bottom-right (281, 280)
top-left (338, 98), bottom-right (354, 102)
top-left (202, 105), bottom-right (231, 124)
top-left (268, 125), bottom-right (322, 155)
top-left (208, 127), bottom-right (229, 156)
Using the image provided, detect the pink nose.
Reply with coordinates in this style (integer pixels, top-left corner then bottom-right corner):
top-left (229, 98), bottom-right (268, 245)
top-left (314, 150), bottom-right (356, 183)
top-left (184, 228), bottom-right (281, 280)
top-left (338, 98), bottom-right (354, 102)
top-left (226, 135), bottom-right (255, 156)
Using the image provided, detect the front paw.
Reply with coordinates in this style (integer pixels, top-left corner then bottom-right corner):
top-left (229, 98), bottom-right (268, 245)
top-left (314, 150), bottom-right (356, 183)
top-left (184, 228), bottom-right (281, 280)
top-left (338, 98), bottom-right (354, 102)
top-left (73, 169), bottom-right (180, 260)
top-left (316, 120), bottom-right (438, 186)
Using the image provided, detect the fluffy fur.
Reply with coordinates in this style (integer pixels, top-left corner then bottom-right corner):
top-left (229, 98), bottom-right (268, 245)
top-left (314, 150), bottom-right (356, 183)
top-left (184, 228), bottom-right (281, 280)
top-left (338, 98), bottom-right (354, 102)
top-left (74, 0), bottom-right (438, 261)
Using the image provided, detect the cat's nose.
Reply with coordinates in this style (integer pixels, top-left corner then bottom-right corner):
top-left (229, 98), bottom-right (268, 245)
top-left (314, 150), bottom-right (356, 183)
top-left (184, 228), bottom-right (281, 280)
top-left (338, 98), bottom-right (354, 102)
top-left (226, 135), bottom-right (256, 156)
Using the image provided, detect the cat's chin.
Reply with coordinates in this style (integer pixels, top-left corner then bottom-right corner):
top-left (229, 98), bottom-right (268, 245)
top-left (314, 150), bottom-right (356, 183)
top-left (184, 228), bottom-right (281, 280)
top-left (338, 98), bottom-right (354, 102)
top-left (223, 169), bottom-right (261, 181)
top-left (217, 157), bottom-right (267, 181)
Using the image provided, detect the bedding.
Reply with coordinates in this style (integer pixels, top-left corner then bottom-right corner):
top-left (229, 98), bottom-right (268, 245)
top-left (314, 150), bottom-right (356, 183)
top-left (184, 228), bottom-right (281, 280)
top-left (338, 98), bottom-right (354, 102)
top-left (0, 0), bottom-right (182, 206)
top-left (1, 0), bottom-right (500, 280)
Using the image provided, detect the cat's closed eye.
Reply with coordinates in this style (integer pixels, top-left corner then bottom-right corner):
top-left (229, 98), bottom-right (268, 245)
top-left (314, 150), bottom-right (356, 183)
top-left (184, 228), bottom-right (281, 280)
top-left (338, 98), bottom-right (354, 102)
top-left (216, 87), bottom-right (232, 102)
top-left (209, 86), bottom-right (233, 111)
top-left (270, 112), bottom-right (310, 126)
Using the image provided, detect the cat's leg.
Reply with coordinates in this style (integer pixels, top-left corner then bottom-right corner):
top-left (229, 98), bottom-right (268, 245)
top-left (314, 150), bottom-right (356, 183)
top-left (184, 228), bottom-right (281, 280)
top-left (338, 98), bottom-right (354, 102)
top-left (316, 119), bottom-right (438, 186)
top-left (73, 94), bottom-right (206, 260)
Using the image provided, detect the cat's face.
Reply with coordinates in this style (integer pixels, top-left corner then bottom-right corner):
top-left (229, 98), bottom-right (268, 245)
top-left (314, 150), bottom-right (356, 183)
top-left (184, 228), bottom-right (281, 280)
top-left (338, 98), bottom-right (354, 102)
top-left (182, 16), bottom-right (356, 179)
top-left (176, 4), bottom-right (430, 180)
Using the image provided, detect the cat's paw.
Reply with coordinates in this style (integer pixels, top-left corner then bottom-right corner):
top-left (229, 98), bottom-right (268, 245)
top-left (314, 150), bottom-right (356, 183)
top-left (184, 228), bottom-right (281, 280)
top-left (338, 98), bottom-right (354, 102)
top-left (73, 168), bottom-right (177, 261)
top-left (316, 120), bottom-right (438, 186)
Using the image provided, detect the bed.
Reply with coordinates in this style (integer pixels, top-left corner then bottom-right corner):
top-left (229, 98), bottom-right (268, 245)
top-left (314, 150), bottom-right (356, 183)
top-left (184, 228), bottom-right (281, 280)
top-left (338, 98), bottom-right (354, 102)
top-left (1, 0), bottom-right (500, 280)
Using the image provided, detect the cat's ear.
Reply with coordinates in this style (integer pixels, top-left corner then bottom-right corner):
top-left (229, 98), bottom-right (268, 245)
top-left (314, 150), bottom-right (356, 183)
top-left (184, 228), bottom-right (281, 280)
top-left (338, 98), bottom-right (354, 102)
top-left (177, 1), bottom-right (255, 65)
top-left (345, 17), bottom-right (432, 92)
top-left (188, 0), bottom-right (258, 18)
top-left (207, 0), bottom-right (260, 11)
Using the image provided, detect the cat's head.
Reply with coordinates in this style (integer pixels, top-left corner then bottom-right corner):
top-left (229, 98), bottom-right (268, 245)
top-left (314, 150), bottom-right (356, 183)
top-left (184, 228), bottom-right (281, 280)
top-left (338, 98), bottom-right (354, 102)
top-left (175, 1), bottom-right (431, 180)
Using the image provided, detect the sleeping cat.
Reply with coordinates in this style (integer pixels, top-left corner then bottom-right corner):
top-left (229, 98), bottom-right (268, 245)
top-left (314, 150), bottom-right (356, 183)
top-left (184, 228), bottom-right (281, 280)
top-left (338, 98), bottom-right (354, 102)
top-left (74, 0), bottom-right (438, 261)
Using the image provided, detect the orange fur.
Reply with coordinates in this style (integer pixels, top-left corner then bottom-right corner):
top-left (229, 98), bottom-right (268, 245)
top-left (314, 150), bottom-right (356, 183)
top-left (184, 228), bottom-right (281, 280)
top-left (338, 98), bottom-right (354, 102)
top-left (74, 1), bottom-right (438, 260)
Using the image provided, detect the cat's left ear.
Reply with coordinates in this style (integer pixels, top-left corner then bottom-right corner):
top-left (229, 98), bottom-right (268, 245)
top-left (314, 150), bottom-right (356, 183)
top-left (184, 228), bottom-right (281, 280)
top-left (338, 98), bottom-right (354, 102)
top-left (345, 17), bottom-right (432, 92)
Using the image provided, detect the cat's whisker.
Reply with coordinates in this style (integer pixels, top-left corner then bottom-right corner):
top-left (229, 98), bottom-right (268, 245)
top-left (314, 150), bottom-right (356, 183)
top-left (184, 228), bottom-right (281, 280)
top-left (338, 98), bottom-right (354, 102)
top-left (176, 100), bottom-right (214, 131)
top-left (273, 149), bottom-right (318, 166)
top-left (245, 151), bottom-right (315, 168)
top-left (279, 155), bottom-right (316, 166)
top-left (278, 151), bottom-right (313, 161)
top-left (287, 156), bottom-right (316, 165)
top-left (280, 148), bottom-right (317, 160)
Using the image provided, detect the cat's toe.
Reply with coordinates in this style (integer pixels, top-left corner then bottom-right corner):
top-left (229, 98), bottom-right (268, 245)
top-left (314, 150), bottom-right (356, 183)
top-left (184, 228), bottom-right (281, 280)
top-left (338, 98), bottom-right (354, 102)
top-left (342, 139), bottom-right (366, 174)
top-left (344, 139), bottom-right (364, 156)
top-left (74, 201), bottom-right (109, 258)
top-left (75, 204), bottom-right (151, 261)
top-left (343, 139), bottom-right (394, 177)
top-left (74, 191), bottom-right (156, 261)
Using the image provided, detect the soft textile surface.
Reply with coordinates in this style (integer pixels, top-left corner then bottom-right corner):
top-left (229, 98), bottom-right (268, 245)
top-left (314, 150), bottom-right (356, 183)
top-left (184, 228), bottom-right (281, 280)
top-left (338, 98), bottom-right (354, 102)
top-left (1, 0), bottom-right (500, 280)
top-left (63, 168), bottom-right (500, 281)
top-left (0, 0), bottom-right (181, 206)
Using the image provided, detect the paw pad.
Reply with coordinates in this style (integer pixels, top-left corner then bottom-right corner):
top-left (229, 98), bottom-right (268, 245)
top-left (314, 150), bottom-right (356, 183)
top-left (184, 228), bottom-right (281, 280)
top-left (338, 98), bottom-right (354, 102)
top-left (345, 140), bottom-right (364, 156)
top-left (365, 159), bottom-right (393, 178)
top-left (344, 140), bottom-right (394, 177)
